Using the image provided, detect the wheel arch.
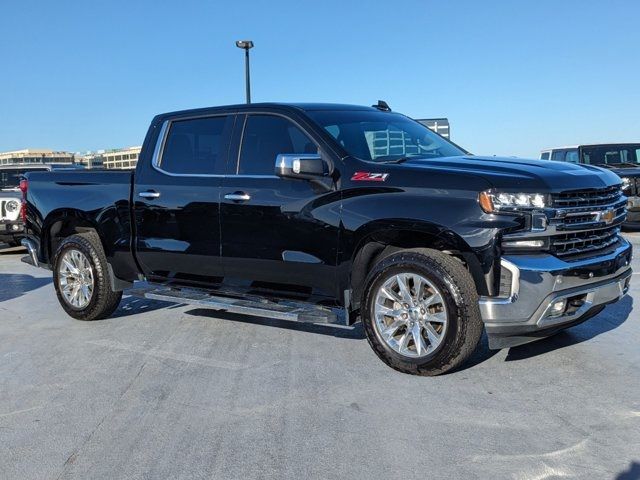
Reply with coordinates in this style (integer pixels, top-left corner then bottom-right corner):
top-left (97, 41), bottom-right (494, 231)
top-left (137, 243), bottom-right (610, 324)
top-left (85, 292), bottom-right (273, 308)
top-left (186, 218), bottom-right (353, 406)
top-left (41, 209), bottom-right (132, 291)
top-left (348, 220), bottom-right (487, 310)
top-left (42, 209), bottom-right (105, 263)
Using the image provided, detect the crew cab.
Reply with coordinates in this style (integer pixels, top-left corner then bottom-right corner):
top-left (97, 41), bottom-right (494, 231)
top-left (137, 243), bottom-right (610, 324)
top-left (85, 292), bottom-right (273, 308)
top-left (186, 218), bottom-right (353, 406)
top-left (541, 144), bottom-right (640, 228)
top-left (21, 103), bottom-right (632, 375)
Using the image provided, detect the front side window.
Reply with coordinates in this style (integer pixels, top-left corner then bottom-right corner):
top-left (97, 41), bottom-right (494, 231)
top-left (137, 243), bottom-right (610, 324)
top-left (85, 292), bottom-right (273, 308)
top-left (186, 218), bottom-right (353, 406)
top-left (581, 145), bottom-right (640, 166)
top-left (540, 152), bottom-right (550, 160)
top-left (551, 150), bottom-right (566, 162)
top-left (307, 110), bottom-right (465, 162)
top-left (237, 115), bottom-right (317, 175)
top-left (565, 150), bottom-right (580, 163)
top-left (159, 116), bottom-right (231, 175)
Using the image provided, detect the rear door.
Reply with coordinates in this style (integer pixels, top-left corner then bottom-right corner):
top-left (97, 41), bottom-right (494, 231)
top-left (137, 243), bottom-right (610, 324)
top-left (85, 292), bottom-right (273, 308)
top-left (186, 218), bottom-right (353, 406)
top-left (219, 112), bottom-right (341, 300)
top-left (134, 113), bottom-right (235, 286)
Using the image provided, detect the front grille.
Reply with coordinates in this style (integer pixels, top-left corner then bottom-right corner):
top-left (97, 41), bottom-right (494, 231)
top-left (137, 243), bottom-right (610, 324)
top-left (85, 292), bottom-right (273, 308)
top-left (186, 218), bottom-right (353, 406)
top-left (548, 186), bottom-right (626, 260)
top-left (551, 185), bottom-right (623, 208)
top-left (550, 226), bottom-right (621, 258)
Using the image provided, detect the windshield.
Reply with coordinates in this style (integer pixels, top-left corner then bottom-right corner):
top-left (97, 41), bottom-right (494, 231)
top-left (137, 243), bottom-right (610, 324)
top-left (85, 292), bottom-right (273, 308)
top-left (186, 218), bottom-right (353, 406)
top-left (0, 168), bottom-right (47, 190)
top-left (581, 145), bottom-right (640, 166)
top-left (306, 110), bottom-right (466, 162)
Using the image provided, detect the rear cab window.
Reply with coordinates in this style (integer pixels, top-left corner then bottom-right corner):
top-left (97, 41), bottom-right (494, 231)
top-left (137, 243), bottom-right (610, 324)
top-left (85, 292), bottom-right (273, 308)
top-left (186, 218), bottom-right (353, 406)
top-left (157, 115), bottom-right (234, 175)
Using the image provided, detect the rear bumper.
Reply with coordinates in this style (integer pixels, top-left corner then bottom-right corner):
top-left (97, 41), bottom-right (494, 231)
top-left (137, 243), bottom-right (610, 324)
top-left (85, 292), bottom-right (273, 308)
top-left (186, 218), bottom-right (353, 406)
top-left (20, 237), bottom-right (48, 269)
top-left (0, 220), bottom-right (24, 241)
top-left (480, 239), bottom-right (632, 348)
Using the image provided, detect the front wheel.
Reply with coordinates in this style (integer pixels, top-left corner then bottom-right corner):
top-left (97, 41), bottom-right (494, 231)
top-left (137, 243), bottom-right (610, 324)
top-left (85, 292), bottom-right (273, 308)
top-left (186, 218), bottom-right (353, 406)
top-left (362, 249), bottom-right (483, 376)
top-left (52, 233), bottom-right (122, 321)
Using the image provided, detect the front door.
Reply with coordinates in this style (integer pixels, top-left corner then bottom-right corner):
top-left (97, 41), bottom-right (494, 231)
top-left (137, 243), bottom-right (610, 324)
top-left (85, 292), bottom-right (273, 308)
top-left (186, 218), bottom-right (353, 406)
top-left (220, 113), bottom-right (340, 299)
top-left (134, 114), bottom-right (234, 286)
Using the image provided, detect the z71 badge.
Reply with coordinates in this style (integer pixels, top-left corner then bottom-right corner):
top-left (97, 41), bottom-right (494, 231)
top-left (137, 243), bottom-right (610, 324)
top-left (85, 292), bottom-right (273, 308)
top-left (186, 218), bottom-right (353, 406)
top-left (351, 172), bottom-right (389, 182)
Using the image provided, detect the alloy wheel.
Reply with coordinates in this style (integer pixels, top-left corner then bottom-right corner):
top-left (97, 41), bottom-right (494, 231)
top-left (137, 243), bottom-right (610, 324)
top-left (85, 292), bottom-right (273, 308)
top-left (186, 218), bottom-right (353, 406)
top-left (58, 249), bottom-right (95, 309)
top-left (373, 272), bottom-right (448, 358)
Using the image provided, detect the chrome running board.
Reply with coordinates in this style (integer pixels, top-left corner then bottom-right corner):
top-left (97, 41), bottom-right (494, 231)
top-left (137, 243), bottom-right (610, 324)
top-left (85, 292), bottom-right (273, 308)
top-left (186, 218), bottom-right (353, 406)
top-left (130, 285), bottom-right (348, 325)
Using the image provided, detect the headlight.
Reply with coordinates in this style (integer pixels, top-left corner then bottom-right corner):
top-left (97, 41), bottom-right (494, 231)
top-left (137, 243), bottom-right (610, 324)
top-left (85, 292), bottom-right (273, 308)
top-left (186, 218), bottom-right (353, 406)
top-left (621, 177), bottom-right (632, 191)
top-left (478, 191), bottom-right (546, 213)
top-left (5, 200), bottom-right (19, 213)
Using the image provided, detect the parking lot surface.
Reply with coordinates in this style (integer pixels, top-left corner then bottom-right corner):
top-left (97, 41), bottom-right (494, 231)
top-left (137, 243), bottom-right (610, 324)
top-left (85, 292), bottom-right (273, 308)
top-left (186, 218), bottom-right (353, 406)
top-left (1, 236), bottom-right (639, 480)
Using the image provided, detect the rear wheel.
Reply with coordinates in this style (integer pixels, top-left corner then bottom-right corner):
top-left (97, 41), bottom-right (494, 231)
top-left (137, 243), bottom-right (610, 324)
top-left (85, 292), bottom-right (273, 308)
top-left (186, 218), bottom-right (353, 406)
top-left (362, 249), bottom-right (483, 375)
top-left (53, 233), bottom-right (122, 320)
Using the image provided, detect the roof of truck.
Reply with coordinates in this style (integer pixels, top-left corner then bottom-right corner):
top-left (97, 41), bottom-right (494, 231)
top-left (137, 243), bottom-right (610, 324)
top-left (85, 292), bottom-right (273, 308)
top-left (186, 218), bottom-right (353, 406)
top-left (158, 102), bottom-right (382, 119)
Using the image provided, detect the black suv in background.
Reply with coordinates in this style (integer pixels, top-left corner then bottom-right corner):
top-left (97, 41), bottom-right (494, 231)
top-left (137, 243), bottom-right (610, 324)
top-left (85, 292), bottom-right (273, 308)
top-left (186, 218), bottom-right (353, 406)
top-left (1, 164), bottom-right (85, 247)
top-left (1, 165), bottom-right (56, 247)
top-left (541, 144), bottom-right (640, 227)
top-left (21, 103), bottom-right (632, 375)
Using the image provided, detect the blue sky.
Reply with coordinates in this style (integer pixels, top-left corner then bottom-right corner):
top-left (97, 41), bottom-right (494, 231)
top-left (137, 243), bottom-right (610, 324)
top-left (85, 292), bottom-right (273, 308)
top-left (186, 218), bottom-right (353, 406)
top-left (1, 0), bottom-right (638, 157)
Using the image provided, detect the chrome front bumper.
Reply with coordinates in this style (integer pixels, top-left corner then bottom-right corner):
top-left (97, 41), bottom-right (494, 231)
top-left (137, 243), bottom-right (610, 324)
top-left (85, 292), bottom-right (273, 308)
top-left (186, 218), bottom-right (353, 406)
top-left (480, 239), bottom-right (632, 348)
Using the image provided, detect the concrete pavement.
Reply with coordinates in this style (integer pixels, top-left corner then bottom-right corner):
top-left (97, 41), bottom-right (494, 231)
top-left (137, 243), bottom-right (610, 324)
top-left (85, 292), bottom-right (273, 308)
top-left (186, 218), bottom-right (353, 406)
top-left (1, 236), bottom-right (639, 479)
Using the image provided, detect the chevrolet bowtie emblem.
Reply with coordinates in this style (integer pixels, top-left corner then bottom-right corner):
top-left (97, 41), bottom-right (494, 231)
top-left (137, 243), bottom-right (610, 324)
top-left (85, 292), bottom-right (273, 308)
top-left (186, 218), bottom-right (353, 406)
top-left (599, 208), bottom-right (615, 224)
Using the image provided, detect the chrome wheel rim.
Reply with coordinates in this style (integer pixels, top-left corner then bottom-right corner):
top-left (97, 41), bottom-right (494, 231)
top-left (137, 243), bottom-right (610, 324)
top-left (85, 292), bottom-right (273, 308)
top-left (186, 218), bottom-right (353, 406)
top-left (58, 249), bottom-right (94, 309)
top-left (373, 273), bottom-right (448, 358)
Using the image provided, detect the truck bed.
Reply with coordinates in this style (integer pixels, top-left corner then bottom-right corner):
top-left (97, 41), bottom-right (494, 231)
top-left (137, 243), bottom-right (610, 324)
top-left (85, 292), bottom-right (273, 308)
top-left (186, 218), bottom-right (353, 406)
top-left (25, 169), bottom-right (138, 281)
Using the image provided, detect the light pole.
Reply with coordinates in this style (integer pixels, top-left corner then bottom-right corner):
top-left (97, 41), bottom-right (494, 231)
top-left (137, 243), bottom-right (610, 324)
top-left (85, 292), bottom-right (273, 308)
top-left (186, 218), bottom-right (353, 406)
top-left (235, 40), bottom-right (254, 104)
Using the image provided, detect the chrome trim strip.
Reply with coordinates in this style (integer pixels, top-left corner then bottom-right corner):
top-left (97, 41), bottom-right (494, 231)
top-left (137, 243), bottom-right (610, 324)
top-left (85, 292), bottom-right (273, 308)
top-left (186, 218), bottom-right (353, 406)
top-left (151, 116), bottom-right (232, 179)
top-left (235, 114), bottom-right (248, 174)
top-left (139, 191), bottom-right (161, 199)
top-left (224, 193), bottom-right (251, 201)
top-left (150, 111), bottom-right (321, 179)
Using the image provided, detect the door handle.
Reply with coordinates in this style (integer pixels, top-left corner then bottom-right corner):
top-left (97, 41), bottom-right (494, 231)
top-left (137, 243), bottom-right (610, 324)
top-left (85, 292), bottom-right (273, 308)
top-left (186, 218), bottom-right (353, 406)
top-left (224, 192), bottom-right (251, 202)
top-left (139, 190), bottom-right (161, 199)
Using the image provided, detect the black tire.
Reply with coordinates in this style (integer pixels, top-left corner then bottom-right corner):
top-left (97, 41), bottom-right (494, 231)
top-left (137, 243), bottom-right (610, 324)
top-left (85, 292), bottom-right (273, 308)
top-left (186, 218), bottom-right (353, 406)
top-left (362, 248), bottom-right (483, 376)
top-left (52, 232), bottom-right (122, 321)
top-left (7, 239), bottom-right (21, 248)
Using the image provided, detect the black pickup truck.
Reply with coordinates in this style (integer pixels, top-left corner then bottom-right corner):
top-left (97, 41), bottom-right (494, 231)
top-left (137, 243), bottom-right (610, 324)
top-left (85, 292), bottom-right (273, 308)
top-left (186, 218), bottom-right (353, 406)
top-left (21, 103), bottom-right (632, 375)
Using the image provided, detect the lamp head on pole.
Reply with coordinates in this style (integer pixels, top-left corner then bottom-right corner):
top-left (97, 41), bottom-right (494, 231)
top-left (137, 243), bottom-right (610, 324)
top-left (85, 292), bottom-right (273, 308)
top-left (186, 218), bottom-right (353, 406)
top-left (235, 40), bottom-right (254, 50)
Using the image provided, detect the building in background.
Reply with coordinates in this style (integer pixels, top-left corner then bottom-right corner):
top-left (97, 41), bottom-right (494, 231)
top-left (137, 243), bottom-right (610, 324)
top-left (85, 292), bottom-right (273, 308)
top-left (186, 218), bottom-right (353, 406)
top-left (416, 118), bottom-right (450, 140)
top-left (0, 149), bottom-right (75, 166)
top-left (76, 150), bottom-right (106, 169)
top-left (103, 146), bottom-right (142, 169)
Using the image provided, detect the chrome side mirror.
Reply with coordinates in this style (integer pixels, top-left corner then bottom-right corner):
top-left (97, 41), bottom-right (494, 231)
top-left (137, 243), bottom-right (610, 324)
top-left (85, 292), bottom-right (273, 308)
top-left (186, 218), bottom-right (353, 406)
top-left (275, 154), bottom-right (329, 179)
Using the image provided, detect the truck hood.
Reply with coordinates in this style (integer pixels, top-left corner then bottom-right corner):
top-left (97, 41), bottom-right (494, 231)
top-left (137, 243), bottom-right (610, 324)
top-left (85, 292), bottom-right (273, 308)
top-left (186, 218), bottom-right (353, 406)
top-left (401, 155), bottom-right (622, 192)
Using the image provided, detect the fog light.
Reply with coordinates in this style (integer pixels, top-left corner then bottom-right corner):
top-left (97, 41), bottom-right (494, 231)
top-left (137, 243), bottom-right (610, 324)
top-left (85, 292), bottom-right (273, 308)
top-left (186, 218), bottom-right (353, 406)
top-left (548, 299), bottom-right (567, 317)
top-left (11, 224), bottom-right (20, 231)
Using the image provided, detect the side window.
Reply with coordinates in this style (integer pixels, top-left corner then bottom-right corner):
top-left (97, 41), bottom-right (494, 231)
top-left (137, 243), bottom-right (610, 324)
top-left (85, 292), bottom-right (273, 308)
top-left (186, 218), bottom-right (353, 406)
top-left (551, 150), bottom-right (566, 162)
top-left (238, 115), bottom-right (317, 175)
top-left (540, 152), bottom-right (550, 160)
top-left (159, 116), bottom-right (230, 175)
top-left (565, 150), bottom-right (580, 163)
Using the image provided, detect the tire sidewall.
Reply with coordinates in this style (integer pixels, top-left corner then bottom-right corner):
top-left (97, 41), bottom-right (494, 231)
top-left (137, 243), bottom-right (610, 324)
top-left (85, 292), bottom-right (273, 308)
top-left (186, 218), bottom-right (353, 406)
top-left (363, 254), bottom-right (465, 370)
top-left (53, 237), bottom-right (101, 316)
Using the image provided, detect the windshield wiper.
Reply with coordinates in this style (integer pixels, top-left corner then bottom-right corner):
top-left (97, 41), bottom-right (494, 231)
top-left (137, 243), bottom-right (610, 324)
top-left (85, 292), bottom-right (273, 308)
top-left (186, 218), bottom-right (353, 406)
top-left (379, 157), bottom-right (411, 164)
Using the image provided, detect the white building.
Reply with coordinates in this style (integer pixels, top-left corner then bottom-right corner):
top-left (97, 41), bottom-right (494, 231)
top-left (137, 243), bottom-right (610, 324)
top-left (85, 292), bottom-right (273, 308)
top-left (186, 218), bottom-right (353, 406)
top-left (0, 149), bottom-right (75, 166)
top-left (103, 146), bottom-right (142, 169)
